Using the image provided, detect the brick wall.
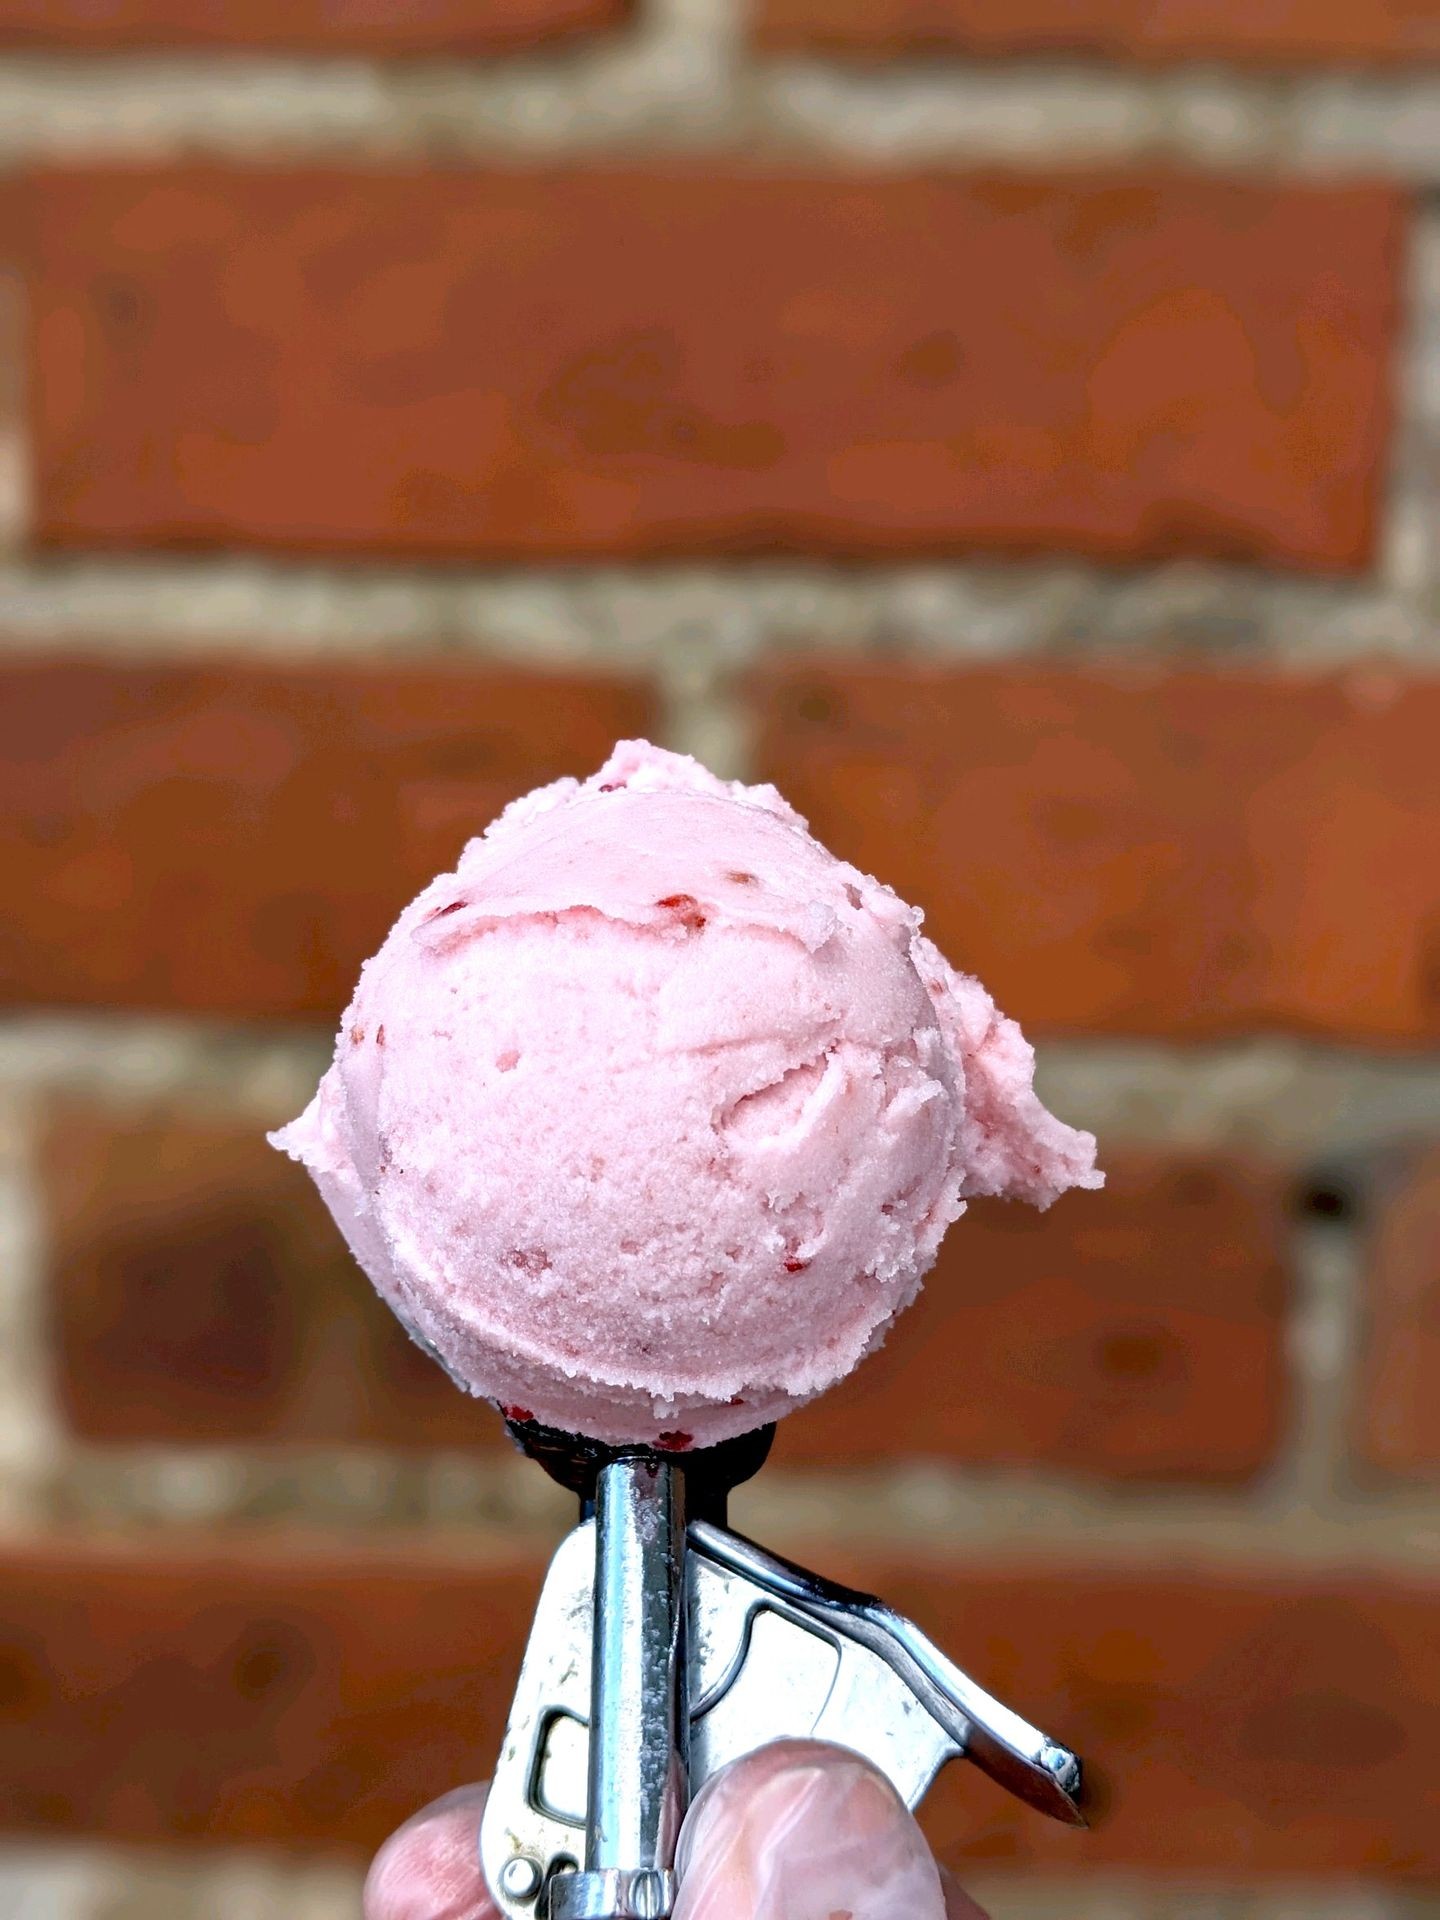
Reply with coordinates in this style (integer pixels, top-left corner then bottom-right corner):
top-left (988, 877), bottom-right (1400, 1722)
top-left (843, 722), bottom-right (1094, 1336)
top-left (0, 4), bottom-right (1436, 1917)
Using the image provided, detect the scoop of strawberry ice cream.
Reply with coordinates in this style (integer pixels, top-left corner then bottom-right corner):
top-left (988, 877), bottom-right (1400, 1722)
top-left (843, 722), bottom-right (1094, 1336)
top-left (272, 740), bottom-right (1099, 1447)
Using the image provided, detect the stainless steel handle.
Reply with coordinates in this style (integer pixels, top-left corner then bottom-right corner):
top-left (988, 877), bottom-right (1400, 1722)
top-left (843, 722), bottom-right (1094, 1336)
top-left (550, 1459), bottom-right (687, 1920)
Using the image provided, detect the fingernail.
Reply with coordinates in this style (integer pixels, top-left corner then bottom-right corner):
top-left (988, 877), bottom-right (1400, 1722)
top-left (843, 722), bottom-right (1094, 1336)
top-left (673, 1739), bottom-right (948, 1920)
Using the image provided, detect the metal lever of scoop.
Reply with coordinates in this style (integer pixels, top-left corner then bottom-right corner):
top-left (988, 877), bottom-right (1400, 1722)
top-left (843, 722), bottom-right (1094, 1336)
top-left (688, 1520), bottom-right (1085, 1828)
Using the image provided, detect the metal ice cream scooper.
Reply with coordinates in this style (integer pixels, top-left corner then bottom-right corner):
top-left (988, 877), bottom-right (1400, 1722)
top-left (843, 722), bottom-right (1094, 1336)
top-left (479, 1417), bottom-right (1086, 1920)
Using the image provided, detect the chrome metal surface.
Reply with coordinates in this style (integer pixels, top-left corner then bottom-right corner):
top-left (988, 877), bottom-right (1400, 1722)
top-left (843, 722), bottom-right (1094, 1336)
top-left (478, 1524), bottom-right (596, 1919)
top-left (686, 1529), bottom-right (958, 1810)
top-left (689, 1521), bottom-right (1085, 1827)
top-left (548, 1866), bottom-right (677, 1919)
top-left (586, 1459), bottom-right (688, 1873)
top-left (497, 1854), bottom-right (544, 1902)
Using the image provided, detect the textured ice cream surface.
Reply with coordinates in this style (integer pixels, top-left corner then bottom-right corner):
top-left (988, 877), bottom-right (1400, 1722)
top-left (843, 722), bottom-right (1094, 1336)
top-left (273, 740), bottom-right (1100, 1447)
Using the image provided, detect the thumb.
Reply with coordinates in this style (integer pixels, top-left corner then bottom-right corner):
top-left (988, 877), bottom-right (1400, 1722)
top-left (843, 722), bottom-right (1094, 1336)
top-left (363, 1782), bottom-right (497, 1920)
top-left (673, 1739), bottom-right (976, 1920)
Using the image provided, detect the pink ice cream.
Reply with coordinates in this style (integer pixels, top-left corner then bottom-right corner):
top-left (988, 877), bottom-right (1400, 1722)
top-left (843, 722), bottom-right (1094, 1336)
top-left (273, 740), bottom-right (1099, 1447)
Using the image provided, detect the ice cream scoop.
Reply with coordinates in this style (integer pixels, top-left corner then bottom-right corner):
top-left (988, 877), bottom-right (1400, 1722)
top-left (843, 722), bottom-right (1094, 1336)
top-left (272, 739), bottom-right (1098, 1447)
top-left (274, 737), bottom-right (1099, 1920)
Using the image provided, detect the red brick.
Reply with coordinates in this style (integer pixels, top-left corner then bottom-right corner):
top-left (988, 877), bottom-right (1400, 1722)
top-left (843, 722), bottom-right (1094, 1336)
top-left (0, 1542), bottom-right (1435, 1877)
top-left (0, 0), bottom-right (626, 53)
top-left (756, 661), bottom-right (1440, 1044)
top-left (26, 167), bottom-right (1401, 572)
top-left (754, 0), bottom-right (1440, 67)
top-left (39, 1101), bottom-right (506, 1450)
top-left (900, 1558), bottom-right (1440, 1878)
top-left (0, 655), bottom-right (652, 1017)
top-left (1354, 1146), bottom-right (1440, 1478)
top-left (0, 1540), bottom-right (536, 1849)
top-left (781, 1151), bottom-right (1289, 1482)
top-left (41, 1103), bottom-right (1288, 1481)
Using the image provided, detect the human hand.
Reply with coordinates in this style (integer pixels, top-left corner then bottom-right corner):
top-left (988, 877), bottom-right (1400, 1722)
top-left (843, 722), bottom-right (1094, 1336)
top-left (364, 1738), bottom-right (987, 1920)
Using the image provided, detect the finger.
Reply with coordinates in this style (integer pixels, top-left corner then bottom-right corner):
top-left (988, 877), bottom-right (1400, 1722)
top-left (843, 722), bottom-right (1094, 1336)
top-left (673, 1738), bottom-right (956, 1920)
top-left (362, 1781), bottom-right (498, 1920)
top-left (357, 1762), bottom-right (993, 1920)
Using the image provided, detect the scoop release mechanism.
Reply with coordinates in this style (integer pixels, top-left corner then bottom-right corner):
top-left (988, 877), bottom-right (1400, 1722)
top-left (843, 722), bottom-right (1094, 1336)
top-left (480, 1422), bottom-right (1085, 1920)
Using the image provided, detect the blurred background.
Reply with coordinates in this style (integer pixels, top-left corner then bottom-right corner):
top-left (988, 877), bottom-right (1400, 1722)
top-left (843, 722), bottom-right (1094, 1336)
top-left (0, 2), bottom-right (1437, 1917)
